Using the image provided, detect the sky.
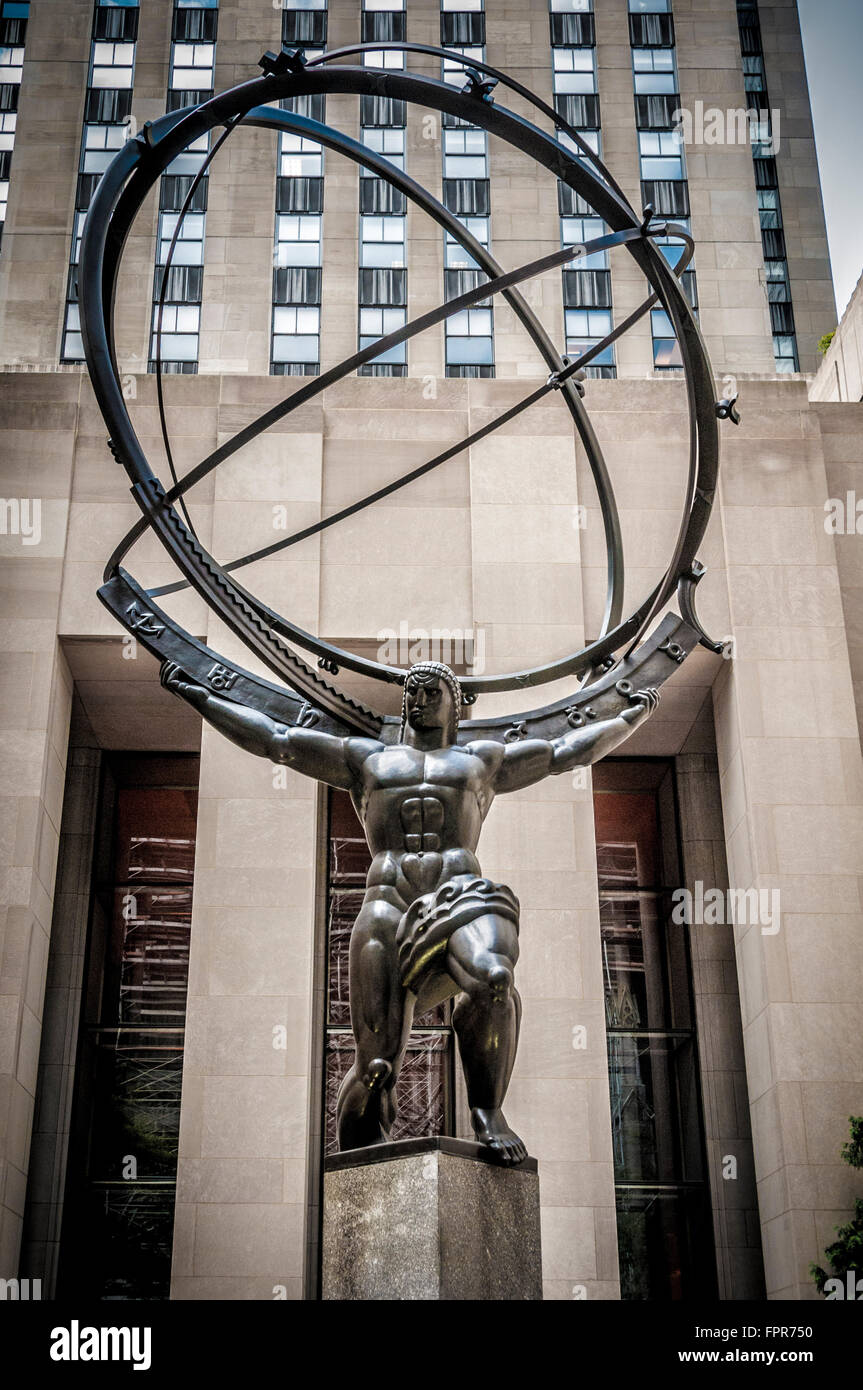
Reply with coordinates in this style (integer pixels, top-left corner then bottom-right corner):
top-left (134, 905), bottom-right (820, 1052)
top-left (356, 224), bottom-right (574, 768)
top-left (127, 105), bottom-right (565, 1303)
top-left (797, 0), bottom-right (863, 318)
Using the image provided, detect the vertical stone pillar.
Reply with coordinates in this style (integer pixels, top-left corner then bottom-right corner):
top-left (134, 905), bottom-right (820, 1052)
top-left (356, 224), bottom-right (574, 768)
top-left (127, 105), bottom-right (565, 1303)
top-left (712, 380), bottom-right (863, 1298)
top-left (170, 378), bottom-right (326, 1299)
top-left (19, 743), bottom-right (100, 1293)
top-left (468, 379), bottom-right (620, 1299)
top-left (0, 373), bottom-right (77, 1276)
top-left (677, 713), bottom-right (764, 1299)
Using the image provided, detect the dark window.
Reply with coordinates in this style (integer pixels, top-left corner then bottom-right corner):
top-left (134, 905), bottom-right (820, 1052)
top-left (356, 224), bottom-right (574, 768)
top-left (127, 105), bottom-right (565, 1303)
top-left (628, 12), bottom-right (674, 47)
top-left (769, 301), bottom-right (794, 334)
top-left (554, 92), bottom-right (601, 129)
top-left (274, 265), bottom-right (322, 305)
top-left (558, 182), bottom-right (593, 217)
top-left (753, 157), bottom-right (777, 188)
top-left (173, 7), bottom-right (217, 42)
top-left (282, 91), bottom-right (326, 124)
top-left (681, 268), bottom-right (697, 312)
top-left (362, 10), bottom-right (405, 43)
top-left (361, 95), bottom-right (405, 128)
top-left (761, 226), bottom-right (786, 259)
top-left (277, 175), bottom-right (324, 214)
top-left (634, 93), bottom-right (680, 129)
top-left (358, 267), bottom-right (406, 306)
top-left (85, 87), bottom-right (132, 123)
top-left (563, 268), bottom-right (612, 308)
top-left (153, 264), bottom-right (204, 304)
top-left (593, 763), bottom-right (716, 1300)
top-left (441, 11), bottom-right (485, 46)
top-left (323, 791), bottom-right (454, 1154)
top-left (442, 177), bottom-right (489, 216)
top-left (444, 268), bottom-right (490, 305)
top-left (283, 9), bottom-right (327, 46)
top-left (359, 177), bottom-right (406, 215)
top-left (160, 175), bottom-right (208, 214)
top-left (166, 88), bottom-right (212, 112)
top-left (641, 178), bottom-right (689, 217)
top-left (58, 755), bottom-right (199, 1301)
top-left (550, 13), bottom-right (594, 47)
top-left (446, 363), bottom-right (494, 378)
top-left (94, 5), bottom-right (138, 41)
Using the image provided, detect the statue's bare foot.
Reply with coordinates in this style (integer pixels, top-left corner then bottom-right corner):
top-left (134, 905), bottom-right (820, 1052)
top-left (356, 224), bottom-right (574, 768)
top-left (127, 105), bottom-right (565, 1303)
top-left (471, 1107), bottom-right (528, 1165)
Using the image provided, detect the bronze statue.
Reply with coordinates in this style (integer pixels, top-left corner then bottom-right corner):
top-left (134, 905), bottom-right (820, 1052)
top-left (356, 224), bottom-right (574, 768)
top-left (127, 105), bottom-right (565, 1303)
top-left (161, 658), bottom-right (658, 1164)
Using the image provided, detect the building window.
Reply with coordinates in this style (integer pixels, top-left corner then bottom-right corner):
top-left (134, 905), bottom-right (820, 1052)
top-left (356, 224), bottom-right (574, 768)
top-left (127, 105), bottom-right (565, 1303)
top-left (650, 307), bottom-right (682, 369)
top-left (593, 761), bottom-right (716, 1300)
top-left (631, 49), bottom-right (676, 94)
top-left (359, 214), bottom-right (405, 268)
top-left (90, 40), bottom-right (135, 88)
top-left (735, 0), bottom-right (798, 372)
top-left (638, 130), bottom-right (684, 181)
top-left (565, 306), bottom-right (615, 367)
top-left (552, 45), bottom-right (596, 95)
top-left (323, 790), bottom-right (454, 1152)
top-left (0, 0), bottom-right (28, 251)
top-left (359, 305), bottom-right (406, 374)
top-left (58, 754), bottom-right (199, 1301)
top-left (272, 303), bottom-right (320, 369)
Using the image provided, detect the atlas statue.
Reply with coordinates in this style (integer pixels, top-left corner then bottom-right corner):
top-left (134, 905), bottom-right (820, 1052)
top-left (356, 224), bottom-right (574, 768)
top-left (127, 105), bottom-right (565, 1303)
top-left (162, 657), bottom-right (659, 1164)
top-left (80, 43), bottom-right (727, 1170)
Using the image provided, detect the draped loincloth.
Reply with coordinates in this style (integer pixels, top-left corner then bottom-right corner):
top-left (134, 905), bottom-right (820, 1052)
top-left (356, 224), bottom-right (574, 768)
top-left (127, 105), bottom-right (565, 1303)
top-left (395, 874), bottom-right (520, 991)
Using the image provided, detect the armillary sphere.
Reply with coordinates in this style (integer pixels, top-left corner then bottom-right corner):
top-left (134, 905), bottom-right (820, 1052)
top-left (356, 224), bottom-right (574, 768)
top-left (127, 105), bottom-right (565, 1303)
top-left (81, 41), bottom-right (731, 747)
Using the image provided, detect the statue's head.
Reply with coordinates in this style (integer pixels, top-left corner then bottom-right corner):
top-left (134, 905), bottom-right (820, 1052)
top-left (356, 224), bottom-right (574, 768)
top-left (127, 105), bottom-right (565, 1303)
top-left (400, 662), bottom-right (462, 745)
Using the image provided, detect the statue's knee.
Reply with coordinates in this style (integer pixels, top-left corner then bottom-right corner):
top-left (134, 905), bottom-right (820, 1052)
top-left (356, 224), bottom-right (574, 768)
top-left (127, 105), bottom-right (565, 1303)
top-left (485, 962), bottom-right (514, 1003)
top-left (362, 1057), bottom-right (393, 1093)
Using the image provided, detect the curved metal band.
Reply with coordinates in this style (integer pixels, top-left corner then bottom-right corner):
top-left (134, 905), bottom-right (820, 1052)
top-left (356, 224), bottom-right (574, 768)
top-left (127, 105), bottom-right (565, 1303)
top-left (93, 97), bottom-right (629, 659)
top-left (141, 220), bottom-right (692, 597)
top-left (81, 59), bottom-right (718, 720)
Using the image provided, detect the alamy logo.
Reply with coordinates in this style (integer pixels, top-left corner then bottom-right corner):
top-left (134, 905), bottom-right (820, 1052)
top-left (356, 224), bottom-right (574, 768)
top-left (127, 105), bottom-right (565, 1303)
top-left (50, 1321), bottom-right (151, 1371)
top-left (672, 101), bottom-right (781, 154)
top-left (0, 497), bottom-right (41, 545)
top-left (377, 622), bottom-right (487, 675)
top-left (823, 1271), bottom-right (863, 1300)
top-left (824, 492), bottom-right (863, 535)
top-left (0, 1277), bottom-right (41, 1299)
top-left (671, 882), bottom-right (780, 935)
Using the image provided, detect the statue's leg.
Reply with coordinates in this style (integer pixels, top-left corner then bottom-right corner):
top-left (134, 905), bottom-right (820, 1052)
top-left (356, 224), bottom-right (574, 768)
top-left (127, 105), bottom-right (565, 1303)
top-left (446, 914), bottom-right (527, 1165)
top-left (336, 898), bottom-right (413, 1152)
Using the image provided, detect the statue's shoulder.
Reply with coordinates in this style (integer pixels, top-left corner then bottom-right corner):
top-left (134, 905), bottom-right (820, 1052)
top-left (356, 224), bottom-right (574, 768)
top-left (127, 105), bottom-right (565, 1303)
top-left (345, 735), bottom-right (387, 764)
top-left (461, 737), bottom-right (505, 766)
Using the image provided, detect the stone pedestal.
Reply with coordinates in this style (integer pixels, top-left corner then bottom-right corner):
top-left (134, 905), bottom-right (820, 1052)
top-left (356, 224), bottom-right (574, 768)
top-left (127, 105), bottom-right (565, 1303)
top-left (322, 1137), bottom-right (542, 1301)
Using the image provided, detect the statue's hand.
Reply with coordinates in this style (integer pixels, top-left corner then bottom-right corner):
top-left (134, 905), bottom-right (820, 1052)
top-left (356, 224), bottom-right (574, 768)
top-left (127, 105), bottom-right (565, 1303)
top-left (622, 686), bottom-right (660, 723)
top-left (160, 659), bottom-right (210, 711)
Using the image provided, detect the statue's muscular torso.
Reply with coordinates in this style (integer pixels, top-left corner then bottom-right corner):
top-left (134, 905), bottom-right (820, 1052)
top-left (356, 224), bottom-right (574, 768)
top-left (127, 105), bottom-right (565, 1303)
top-left (351, 742), bottom-right (500, 908)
